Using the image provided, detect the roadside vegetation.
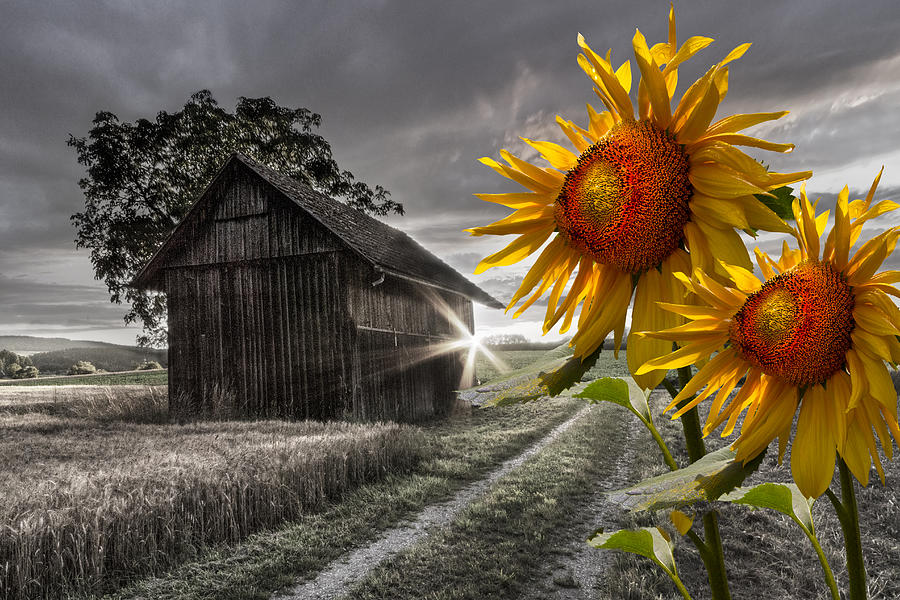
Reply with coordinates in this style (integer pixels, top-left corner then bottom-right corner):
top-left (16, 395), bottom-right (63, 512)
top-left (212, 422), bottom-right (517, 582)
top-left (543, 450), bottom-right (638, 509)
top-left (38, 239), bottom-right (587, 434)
top-left (101, 399), bottom-right (584, 600)
top-left (347, 401), bottom-right (624, 599)
top-left (0, 414), bottom-right (423, 600)
top-left (604, 386), bottom-right (900, 600)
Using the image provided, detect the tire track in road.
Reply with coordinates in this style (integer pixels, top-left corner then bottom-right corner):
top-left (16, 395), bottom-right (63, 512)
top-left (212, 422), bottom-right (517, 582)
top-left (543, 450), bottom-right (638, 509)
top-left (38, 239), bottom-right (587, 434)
top-left (271, 406), bottom-right (591, 600)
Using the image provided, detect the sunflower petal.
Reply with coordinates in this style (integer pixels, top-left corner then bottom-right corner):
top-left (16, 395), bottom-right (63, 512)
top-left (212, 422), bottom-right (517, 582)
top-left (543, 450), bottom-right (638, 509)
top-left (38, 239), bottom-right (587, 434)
top-left (474, 229), bottom-right (553, 274)
top-left (522, 138), bottom-right (578, 171)
top-left (677, 80), bottom-right (721, 144)
top-left (702, 133), bottom-right (794, 153)
top-left (706, 111), bottom-right (789, 137)
top-left (791, 386), bottom-right (837, 498)
top-left (632, 28), bottom-right (671, 129)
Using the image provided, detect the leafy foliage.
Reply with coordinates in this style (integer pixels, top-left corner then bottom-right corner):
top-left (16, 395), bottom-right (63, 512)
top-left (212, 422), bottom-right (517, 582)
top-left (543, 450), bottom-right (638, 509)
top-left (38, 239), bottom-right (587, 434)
top-left (576, 376), bottom-right (650, 421)
top-left (69, 90), bottom-right (402, 346)
top-left (0, 350), bottom-right (33, 379)
top-left (67, 361), bottom-right (98, 375)
top-left (754, 185), bottom-right (796, 221)
top-left (606, 446), bottom-right (767, 512)
top-left (30, 346), bottom-right (167, 375)
top-left (11, 365), bottom-right (39, 379)
top-left (137, 360), bottom-right (163, 371)
top-left (589, 527), bottom-right (689, 597)
top-left (721, 482), bottom-right (814, 532)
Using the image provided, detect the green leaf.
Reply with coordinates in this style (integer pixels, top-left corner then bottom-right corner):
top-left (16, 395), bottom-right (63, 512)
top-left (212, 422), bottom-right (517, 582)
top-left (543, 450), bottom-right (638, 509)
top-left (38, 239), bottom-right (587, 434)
top-left (754, 185), bottom-right (795, 221)
top-left (607, 446), bottom-right (767, 511)
top-left (721, 482), bottom-right (814, 531)
top-left (472, 343), bottom-right (601, 406)
top-left (589, 527), bottom-right (678, 579)
top-left (575, 377), bottom-right (651, 421)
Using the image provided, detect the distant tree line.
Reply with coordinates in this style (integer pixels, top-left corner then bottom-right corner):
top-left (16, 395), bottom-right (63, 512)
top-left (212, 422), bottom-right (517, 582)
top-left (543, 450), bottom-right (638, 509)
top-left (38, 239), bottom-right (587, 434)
top-left (0, 350), bottom-right (39, 379)
top-left (28, 347), bottom-right (167, 375)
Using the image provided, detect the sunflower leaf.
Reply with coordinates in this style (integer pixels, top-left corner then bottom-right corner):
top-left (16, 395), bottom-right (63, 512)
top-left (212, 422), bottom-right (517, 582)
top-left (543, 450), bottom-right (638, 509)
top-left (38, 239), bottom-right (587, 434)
top-left (754, 185), bottom-right (796, 221)
top-left (464, 343), bottom-right (600, 406)
top-left (588, 527), bottom-right (680, 581)
top-left (720, 482), bottom-right (814, 531)
top-left (539, 346), bottom-right (602, 396)
top-left (606, 446), bottom-right (767, 511)
top-left (575, 376), bottom-right (651, 421)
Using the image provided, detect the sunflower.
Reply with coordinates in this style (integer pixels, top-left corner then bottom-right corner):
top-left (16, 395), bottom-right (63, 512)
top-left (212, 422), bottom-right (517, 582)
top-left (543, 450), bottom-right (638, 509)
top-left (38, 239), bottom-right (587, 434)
top-left (636, 171), bottom-right (900, 498)
top-left (468, 6), bottom-right (811, 389)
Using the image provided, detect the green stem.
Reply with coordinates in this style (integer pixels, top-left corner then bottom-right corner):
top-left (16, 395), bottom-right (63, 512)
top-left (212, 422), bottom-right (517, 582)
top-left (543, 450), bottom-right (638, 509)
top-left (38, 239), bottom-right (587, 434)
top-left (800, 523), bottom-right (841, 600)
top-left (670, 571), bottom-right (695, 600)
top-left (837, 457), bottom-right (867, 600)
top-left (676, 366), bottom-right (707, 463)
top-left (673, 366), bottom-right (731, 600)
top-left (643, 412), bottom-right (679, 471)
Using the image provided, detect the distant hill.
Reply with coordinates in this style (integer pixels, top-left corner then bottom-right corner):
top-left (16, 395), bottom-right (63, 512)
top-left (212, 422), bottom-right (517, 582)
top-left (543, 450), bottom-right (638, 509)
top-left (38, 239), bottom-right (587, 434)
top-left (0, 335), bottom-right (122, 354)
top-left (0, 336), bottom-right (167, 375)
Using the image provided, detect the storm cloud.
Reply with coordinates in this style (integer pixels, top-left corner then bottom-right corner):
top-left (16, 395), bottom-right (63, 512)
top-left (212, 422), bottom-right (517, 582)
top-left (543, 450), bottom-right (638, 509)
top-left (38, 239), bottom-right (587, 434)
top-left (2, 0), bottom-right (900, 344)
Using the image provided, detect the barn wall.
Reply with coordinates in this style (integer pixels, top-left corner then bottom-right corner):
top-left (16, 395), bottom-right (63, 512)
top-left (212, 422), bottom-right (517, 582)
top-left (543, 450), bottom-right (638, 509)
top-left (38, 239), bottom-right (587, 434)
top-left (162, 162), bottom-right (479, 423)
top-left (346, 264), bottom-right (474, 420)
top-left (166, 252), bottom-right (353, 419)
top-left (165, 164), bottom-right (342, 269)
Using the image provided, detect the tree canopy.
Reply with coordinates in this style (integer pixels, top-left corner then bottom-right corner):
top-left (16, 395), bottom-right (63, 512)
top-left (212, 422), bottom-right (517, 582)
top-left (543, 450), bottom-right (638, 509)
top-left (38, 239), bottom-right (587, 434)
top-left (69, 90), bottom-right (402, 347)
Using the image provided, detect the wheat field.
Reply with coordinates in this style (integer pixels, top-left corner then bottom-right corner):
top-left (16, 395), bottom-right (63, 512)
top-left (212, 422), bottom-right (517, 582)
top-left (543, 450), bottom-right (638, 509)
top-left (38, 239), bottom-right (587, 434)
top-left (0, 388), bottom-right (424, 599)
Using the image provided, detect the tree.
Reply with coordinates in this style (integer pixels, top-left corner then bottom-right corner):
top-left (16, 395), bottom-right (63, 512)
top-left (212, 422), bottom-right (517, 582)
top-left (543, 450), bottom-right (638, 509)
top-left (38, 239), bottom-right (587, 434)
top-left (11, 365), bottom-right (38, 379)
top-left (0, 350), bottom-right (31, 378)
top-left (68, 361), bottom-right (98, 375)
top-left (69, 90), bottom-right (403, 347)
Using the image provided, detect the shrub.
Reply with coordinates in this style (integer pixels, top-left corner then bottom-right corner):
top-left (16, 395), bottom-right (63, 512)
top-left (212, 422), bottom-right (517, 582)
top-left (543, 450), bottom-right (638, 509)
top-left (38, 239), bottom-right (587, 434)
top-left (11, 365), bottom-right (38, 379)
top-left (67, 361), bottom-right (97, 375)
top-left (136, 360), bottom-right (163, 370)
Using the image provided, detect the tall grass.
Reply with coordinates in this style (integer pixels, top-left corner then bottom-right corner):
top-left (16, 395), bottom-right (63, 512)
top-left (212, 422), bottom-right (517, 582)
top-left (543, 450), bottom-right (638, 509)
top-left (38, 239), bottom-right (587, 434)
top-left (0, 414), bottom-right (424, 599)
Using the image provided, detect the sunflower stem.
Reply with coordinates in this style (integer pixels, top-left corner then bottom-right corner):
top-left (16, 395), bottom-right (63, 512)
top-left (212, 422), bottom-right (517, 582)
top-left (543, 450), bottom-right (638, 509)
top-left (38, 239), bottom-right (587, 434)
top-left (837, 456), bottom-right (867, 600)
top-left (675, 367), bottom-right (707, 462)
top-left (673, 366), bottom-right (731, 600)
top-left (800, 522), bottom-right (841, 600)
top-left (642, 390), bottom-right (680, 471)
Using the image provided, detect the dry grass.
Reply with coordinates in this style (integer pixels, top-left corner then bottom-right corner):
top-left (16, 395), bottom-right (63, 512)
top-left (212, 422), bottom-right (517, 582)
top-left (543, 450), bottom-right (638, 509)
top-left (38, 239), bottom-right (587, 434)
top-left (0, 385), bottom-right (168, 422)
top-left (0, 403), bottom-right (424, 599)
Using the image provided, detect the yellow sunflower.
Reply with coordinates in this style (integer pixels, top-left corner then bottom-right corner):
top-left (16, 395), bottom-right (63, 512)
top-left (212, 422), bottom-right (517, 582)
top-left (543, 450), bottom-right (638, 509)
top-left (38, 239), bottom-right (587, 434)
top-left (468, 6), bottom-right (811, 389)
top-left (637, 171), bottom-right (900, 498)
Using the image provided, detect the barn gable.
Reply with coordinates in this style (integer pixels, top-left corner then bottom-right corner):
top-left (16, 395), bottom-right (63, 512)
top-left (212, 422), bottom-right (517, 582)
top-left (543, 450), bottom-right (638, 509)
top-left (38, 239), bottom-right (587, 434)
top-left (133, 154), bottom-right (500, 422)
top-left (134, 153), bottom-right (502, 309)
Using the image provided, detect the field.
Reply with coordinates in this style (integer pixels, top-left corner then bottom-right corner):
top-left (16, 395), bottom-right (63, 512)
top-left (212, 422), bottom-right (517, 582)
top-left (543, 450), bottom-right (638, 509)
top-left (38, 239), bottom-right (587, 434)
top-left (475, 344), bottom-right (631, 384)
top-left (0, 394), bottom-right (424, 599)
top-left (1, 347), bottom-right (896, 600)
top-left (0, 369), bottom-right (168, 387)
top-left (0, 350), bottom-right (585, 600)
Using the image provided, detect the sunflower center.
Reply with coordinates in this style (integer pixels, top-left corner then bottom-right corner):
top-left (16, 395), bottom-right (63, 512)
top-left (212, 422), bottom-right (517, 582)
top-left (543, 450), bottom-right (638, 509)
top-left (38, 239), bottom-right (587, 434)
top-left (728, 261), bottom-right (855, 386)
top-left (554, 119), bottom-right (692, 273)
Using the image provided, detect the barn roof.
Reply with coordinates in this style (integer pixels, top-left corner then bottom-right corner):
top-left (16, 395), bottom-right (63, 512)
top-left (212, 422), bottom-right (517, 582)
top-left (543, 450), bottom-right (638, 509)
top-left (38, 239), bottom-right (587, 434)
top-left (132, 153), bottom-right (503, 308)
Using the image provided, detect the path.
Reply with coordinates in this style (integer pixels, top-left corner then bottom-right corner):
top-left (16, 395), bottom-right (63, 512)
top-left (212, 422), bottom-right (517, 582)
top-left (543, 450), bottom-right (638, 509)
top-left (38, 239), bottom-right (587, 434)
top-left (271, 405), bottom-right (591, 600)
top-left (519, 389), bottom-right (656, 599)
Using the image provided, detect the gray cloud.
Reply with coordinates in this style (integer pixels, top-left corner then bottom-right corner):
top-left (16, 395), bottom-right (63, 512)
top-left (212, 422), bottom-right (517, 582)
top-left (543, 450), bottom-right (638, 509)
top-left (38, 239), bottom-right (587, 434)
top-left (3, 0), bottom-right (900, 342)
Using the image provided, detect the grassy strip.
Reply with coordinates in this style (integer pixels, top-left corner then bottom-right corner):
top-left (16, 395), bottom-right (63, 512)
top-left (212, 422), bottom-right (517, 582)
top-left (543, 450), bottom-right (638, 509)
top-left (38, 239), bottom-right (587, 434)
top-left (1, 419), bottom-right (423, 600)
top-left (0, 370), bottom-right (168, 386)
top-left (604, 390), bottom-right (900, 600)
top-left (101, 399), bottom-right (584, 600)
top-left (344, 402), bottom-right (628, 600)
top-left (0, 385), bottom-right (168, 421)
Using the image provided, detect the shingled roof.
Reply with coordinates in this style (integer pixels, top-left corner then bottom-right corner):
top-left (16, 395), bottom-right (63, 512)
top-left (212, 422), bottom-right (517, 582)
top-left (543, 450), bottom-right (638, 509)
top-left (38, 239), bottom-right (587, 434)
top-left (133, 153), bottom-right (503, 308)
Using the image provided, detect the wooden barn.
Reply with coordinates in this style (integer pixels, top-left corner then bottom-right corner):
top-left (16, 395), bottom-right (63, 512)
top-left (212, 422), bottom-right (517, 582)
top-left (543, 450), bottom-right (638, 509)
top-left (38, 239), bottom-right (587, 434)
top-left (132, 153), bottom-right (502, 422)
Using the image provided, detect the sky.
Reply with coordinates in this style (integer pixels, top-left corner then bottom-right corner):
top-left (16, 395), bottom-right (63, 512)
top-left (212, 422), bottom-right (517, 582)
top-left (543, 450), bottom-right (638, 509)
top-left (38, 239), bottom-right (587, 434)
top-left (2, 0), bottom-right (900, 347)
